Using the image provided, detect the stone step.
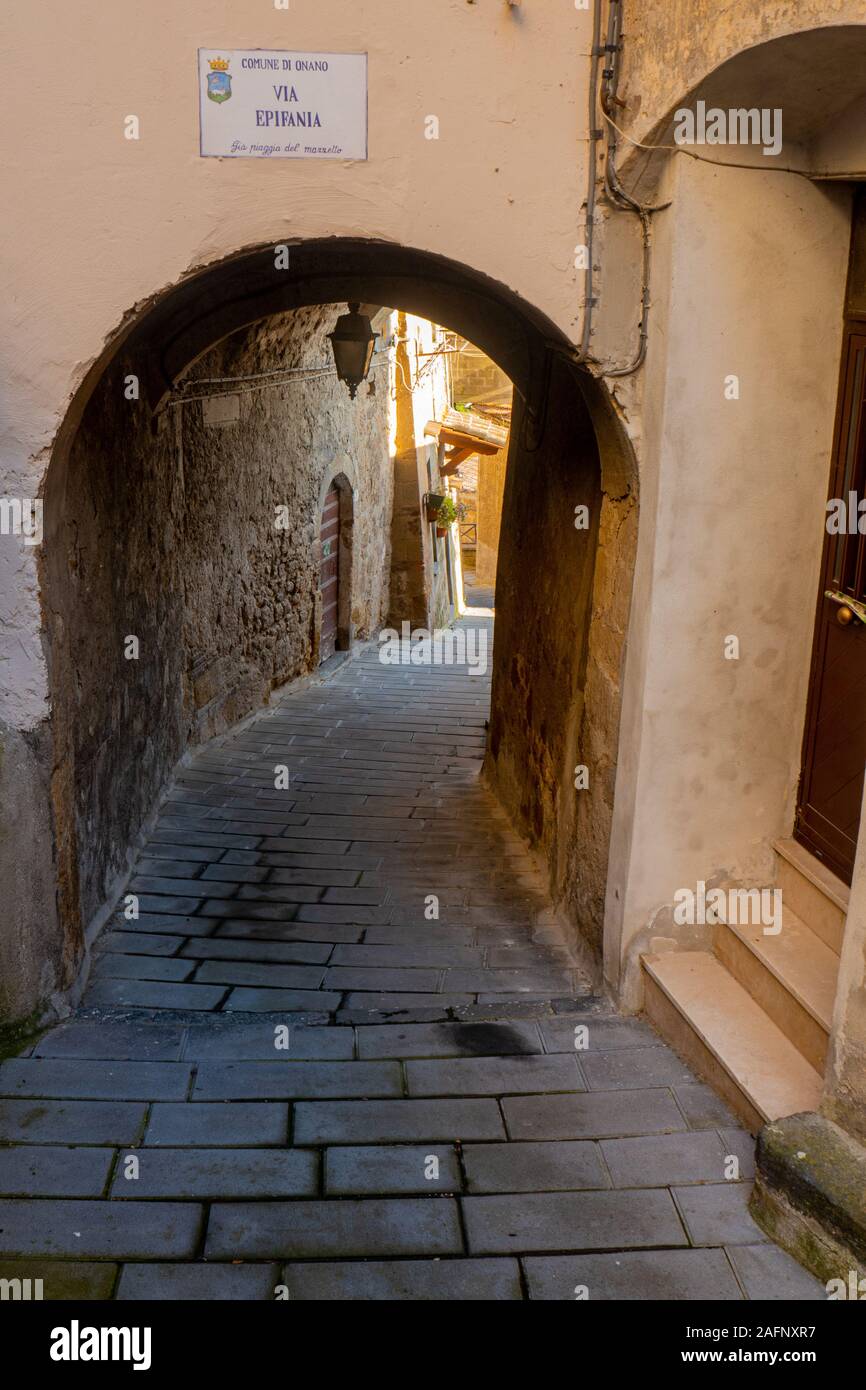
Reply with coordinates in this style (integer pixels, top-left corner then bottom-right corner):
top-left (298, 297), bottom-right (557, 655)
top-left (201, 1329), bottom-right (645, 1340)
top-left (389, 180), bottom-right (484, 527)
top-left (642, 951), bottom-right (823, 1135)
top-left (714, 907), bottom-right (838, 1073)
top-left (773, 838), bottom-right (848, 955)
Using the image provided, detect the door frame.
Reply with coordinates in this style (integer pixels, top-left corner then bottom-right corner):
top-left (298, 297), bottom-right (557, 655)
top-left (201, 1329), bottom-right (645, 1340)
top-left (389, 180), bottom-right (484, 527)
top-left (795, 319), bottom-right (866, 882)
top-left (316, 466), bottom-right (356, 660)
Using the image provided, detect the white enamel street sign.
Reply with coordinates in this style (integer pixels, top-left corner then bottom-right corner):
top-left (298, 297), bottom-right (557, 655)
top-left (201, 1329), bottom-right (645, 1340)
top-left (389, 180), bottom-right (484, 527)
top-left (198, 49), bottom-right (368, 160)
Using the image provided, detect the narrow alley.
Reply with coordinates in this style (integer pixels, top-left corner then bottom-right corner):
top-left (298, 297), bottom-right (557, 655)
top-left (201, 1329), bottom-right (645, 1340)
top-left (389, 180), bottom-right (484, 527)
top-left (0, 619), bottom-right (822, 1300)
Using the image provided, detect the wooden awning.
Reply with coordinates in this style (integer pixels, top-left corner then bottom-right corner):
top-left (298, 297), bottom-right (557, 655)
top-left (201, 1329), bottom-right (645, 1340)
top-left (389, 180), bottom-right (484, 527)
top-left (424, 421), bottom-right (505, 474)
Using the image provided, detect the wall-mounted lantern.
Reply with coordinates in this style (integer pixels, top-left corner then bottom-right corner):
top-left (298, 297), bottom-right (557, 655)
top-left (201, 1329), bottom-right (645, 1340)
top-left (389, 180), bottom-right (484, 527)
top-left (328, 303), bottom-right (378, 399)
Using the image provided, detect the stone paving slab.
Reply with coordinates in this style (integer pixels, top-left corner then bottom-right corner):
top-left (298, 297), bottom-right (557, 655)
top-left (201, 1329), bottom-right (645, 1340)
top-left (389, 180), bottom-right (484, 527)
top-left (0, 1200), bottom-right (202, 1259)
top-left (144, 841), bottom-right (241, 861)
top-left (182, 937), bottom-right (334, 965)
top-left (117, 1262), bottom-right (279, 1300)
top-left (338, 1005), bottom-right (459, 1026)
top-left (724, 1243), bottom-right (826, 1300)
top-left (0, 1146), bottom-right (114, 1197)
top-left (192, 1060), bottom-right (402, 1100)
top-left (113, 914), bottom-right (216, 936)
top-left (322, 966), bottom-right (442, 993)
top-left (324, 1144), bottom-right (461, 1194)
top-left (463, 1140), bottom-right (608, 1193)
top-left (232, 885), bottom-right (328, 905)
top-left (445, 968), bottom-right (577, 994)
top-left (110, 1148), bottom-right (318, 1199)
top-left (213, 921), bottom-right (362, 946)
top-left (84, 979), bottom-right (229, 1011)
top-left (581, 1045), bottom-right (697, 1091)
top-left (343, 992), bottom-right (474, 1011)
top-left (224, 987), bottom-right (342, 1012)
top-left (356, 1020), bottom-right (543, 1058)
top-left (363, 925), bottom-right (475, 946)
top-left (720, 1128), bottom-right (756, 1180)
top-left (329, 944), bottom-right (483, 968)
top-left (145, 1102), bottom-right (289, 1147)
top-left (463, 1189), bottom-right (688, 1254)
top-left (502, 1088), bottom-right (687, 1140)
top-left (539, 1016), bottom-right (659, 1053)
top-left (523, 1249), bottom-right (744, 1301)
top-left (34, 1020), bottom-right (185, 1061)
top-left (0, 1261), bottom-right (118, 1300)
top-left (0, 1099), bottom-right (147, 1146)
top-left (673, 1082), bottom-right (741, 1130)
top-left (280, 1257), bottom-right (522, 1300)
top-left (134, 894), bottom-right (204, 915)
top-left (405, 1055), bottom-right (585, 1096)
top-left (193, 960), bottom-right (327, 990)
top-left (486, 947), bottom-right (571, 967)
top-left (293, 1098), bottom-right (506, 1144)
top-left (92, 954), bottom-right (196, 982)
top-left (206, 1197), bottom-right (464, 1259)
top-left (600, 1131), bottom-right (732, 1188)
top-left (100, 931), bottom-right (186, 957)
top-left (673, 1183), bottom-right (770, 1247)
top-left (180, 1024), bottom-right (355, 1060)
top-left (132, 875), bottom-right (236, 899)
top-left (197, 900), bottom-right (300, 922)
top-left (295, 905), bottom-right (390, 925)
top-left (0, 1059), bottom-right (193, 1101)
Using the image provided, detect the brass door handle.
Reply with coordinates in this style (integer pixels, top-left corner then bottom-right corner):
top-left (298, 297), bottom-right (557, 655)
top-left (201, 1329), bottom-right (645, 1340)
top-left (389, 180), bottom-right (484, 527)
top-left (825, 589), bottom-right (866, 626)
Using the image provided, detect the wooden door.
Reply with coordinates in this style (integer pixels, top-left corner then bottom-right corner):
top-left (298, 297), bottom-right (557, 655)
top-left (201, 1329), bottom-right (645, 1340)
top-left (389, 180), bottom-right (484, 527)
top-left (319, 483), bottom-right (340, 664)
top-left (795, 326), bottom-right (866, 883)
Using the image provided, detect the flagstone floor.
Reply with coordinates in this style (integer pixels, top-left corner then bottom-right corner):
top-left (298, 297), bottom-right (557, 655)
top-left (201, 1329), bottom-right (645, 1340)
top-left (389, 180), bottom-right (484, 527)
top-left (0, 619), bottom-right (824, 1300)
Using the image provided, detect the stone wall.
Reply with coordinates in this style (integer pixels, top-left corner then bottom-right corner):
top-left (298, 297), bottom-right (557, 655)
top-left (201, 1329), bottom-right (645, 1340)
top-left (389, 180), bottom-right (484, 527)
top-left (451, 347), bottom-right (513, 409)
top-left (0, 720), bottom-right (65, 1041)
top-left (475, 447), bottom-right (507, 587)
top-left (486, 356), bottom-right (615, 965)
top-left (178, 307), bottom-right (392, 738)
top-left (41, 305), bottom-right (391, 970)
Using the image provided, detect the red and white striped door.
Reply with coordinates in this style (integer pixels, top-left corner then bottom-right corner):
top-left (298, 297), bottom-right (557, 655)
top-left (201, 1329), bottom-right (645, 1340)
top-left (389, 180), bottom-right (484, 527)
top-left (319, 484), bottom-right (340, 663)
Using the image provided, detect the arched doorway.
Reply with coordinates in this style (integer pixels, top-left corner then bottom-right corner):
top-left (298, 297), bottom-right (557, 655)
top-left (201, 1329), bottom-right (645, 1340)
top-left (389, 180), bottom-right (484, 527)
top-left (38, 238), bottom-right (638, 1006)
top-left (317, 469), bottom-right (355, 664)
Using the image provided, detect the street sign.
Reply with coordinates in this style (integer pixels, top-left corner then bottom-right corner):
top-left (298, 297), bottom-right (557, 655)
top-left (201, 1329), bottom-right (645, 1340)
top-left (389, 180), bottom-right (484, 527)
top-left (198, 49), bottom-right (368, 160)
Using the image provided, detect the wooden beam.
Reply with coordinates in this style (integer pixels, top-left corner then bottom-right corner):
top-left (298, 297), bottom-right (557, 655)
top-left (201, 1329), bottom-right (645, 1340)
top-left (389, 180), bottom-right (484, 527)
top-left (424, 421), bottom-right (501, 455)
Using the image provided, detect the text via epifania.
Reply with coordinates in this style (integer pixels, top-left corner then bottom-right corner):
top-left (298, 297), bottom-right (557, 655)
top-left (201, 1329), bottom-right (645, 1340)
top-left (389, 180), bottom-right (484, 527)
top-left (256, 81), bottom-right (324, 130)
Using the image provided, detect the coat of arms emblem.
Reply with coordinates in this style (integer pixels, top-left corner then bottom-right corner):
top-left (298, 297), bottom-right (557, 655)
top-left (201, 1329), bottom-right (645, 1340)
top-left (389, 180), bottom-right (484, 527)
top-left (206, 57), bottom-right (232, 103)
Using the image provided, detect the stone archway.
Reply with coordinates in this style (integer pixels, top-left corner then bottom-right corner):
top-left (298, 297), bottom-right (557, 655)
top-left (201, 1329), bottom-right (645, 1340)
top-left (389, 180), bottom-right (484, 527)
top-left (30, 238), bottom-right (639, 1029)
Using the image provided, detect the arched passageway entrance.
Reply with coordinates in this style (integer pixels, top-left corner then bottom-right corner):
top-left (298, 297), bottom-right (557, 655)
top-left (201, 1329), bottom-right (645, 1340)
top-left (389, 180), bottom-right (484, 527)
top-left (39, 239), bottom-right (638, 1004)
top-left (316, 470), bottom-right (355, 665)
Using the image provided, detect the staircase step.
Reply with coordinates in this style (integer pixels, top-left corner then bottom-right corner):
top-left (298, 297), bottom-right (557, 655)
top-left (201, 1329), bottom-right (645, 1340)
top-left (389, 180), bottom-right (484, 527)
top-left (774, 838), bottom-right (848, 955)
top-left (642, 951), bottom-right (823, 1135)
top-left (714, 908), bottom-right (837, 1073)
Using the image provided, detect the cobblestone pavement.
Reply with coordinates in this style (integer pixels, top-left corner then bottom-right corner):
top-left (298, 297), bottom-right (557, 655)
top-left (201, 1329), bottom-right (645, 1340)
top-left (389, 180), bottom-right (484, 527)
top-left (0, 619), bottom-right (824, 1299)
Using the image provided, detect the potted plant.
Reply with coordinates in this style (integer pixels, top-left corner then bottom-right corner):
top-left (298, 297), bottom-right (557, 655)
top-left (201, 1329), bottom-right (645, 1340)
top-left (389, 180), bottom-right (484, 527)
top-left (425, 492), bottom-right (446, 524)
top-left (435, 495), bottom-right (457, 537)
